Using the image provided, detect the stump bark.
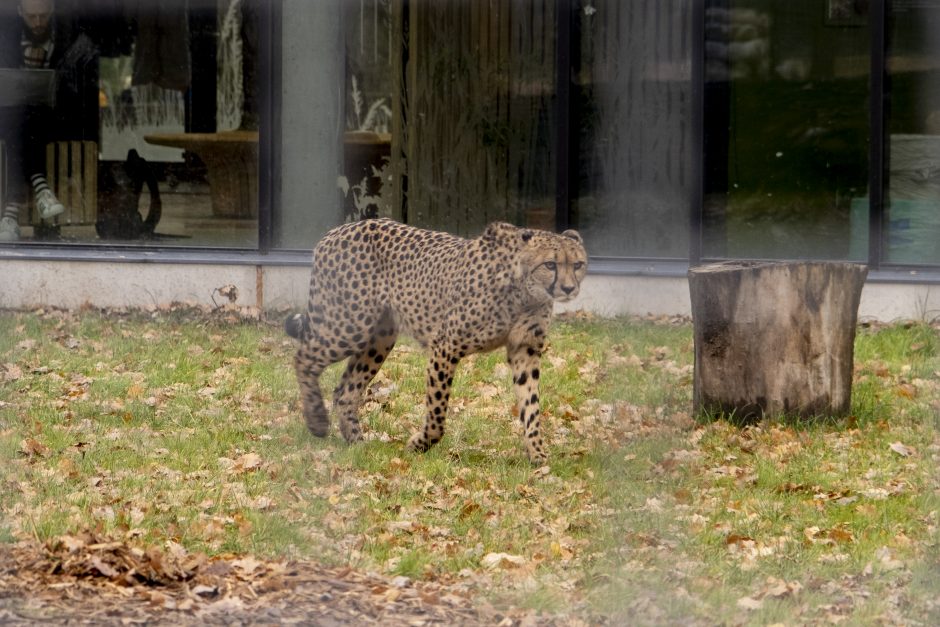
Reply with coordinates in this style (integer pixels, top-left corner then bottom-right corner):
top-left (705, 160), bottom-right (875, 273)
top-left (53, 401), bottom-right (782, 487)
top-left (689, 261), bottom-right (868, 419)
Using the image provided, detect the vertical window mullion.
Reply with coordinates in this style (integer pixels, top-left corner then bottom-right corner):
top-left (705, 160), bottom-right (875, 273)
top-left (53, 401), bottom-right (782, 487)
top-left (554, 0), bottom-right (572, 233)
top-left (690, 0), bottom-right (705, 264)
top-left (258, 0), bottom-right (279, 253)
top-left (869, 0), bottom-right (887, 270)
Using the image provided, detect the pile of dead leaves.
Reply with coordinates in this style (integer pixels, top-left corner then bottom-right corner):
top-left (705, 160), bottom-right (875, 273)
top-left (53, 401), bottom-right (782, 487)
top-left (38, 532), bottom-right (205, 589)
top-left (0, 533), bottom-right (578, 626)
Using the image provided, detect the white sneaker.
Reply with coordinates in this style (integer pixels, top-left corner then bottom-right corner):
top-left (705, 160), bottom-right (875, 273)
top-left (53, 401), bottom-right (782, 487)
top-left (0, 215), bottom-right (20, 241)
top-left (35, 188), bottom-right (65, 220)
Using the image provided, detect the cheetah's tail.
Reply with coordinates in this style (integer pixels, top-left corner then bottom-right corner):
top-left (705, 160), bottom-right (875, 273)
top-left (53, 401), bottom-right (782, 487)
top-left (284, 312), bottom-right (310, 341)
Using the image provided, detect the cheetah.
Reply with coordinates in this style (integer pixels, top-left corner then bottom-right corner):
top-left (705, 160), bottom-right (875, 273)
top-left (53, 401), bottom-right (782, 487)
top-left (285, 218), bottom-right (587, 463)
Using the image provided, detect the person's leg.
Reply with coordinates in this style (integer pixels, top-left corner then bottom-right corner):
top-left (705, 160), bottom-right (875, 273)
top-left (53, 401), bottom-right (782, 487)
top-left (0, 109), bottom-right (26, 240)
top-left (22, 106), bottom-right (64, 220)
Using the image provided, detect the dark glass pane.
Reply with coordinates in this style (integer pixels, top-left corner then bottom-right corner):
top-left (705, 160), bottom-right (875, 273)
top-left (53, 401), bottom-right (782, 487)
top-left (703, 1), bottom-right (870, 260)
top-left (884, 1), bottom-right (940, 265)
top-left (395, 0), bottom-right (557, 235)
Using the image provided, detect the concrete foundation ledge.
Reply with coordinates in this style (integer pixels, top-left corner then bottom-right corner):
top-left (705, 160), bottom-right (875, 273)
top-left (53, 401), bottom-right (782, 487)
top-left (1, 259), bottom-right (940, 322)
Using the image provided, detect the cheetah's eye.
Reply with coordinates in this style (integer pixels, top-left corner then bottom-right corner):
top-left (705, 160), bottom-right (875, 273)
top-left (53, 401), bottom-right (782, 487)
top-left (543, 261), bottom-right (557, 271)
top-left (573, 262), bottom-right (584, 271)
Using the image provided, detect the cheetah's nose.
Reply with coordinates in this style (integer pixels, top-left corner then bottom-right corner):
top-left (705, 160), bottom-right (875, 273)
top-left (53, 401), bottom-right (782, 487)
top-left (560, 285), bottom-right (575, 295)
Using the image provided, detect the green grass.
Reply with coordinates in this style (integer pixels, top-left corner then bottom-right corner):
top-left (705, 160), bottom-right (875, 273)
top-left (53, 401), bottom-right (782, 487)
top-left (0, 308), bottom-right (938, 624)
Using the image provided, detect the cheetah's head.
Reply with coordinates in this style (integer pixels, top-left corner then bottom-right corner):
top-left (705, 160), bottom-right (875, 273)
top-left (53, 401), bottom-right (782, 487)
top-left (519, 228), bottom-right (588, 304)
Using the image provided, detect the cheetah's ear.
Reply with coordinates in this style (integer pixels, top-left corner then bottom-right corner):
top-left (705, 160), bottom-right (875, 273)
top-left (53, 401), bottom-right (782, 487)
top-left (561, 229), bottom-right (582, 244)
top-left (521, 229), bottom-right (534, 242)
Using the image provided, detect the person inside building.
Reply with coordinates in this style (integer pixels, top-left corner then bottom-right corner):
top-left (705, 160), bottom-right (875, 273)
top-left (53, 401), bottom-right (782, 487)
top-left (0, 0), bottom-right (97, 241)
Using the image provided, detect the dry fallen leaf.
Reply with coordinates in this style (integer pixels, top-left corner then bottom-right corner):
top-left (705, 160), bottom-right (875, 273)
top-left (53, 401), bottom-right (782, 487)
top-left (476, 383), bottom-right (501, 400)
top-left (726, 533), bottom-right (754, 548)
top-left (249, 496), bottom-right (274, 510)
top-left (387, 520), bottom-right (417, 533)
top-left (230, 452), bottom-right (263, 474)
top-left (388, 457), bottom-right (410, 473)
top-left (126, 383), bottom-right (146, 399)
top-left (875, 546), bottom-right (905, 571)
top-left (19, 438), bottom-right (50, 458)
top-left (764, 577), bottom-right (802, 599)
top-left (90, 555), bottom-right (120, 579)
top-left (736, 596), bottom-right (763, 611)
top-left (215, 284), bottom-right (239, 303)
top-left (231, 556), bottom-right (264, 577)
top-left (57, 535), bottom-right (87, 552)
top-left (16, 339), bottom-right (37, 351)
top-left (2, 363), bottom-right (23, 381)
top-left (481, 553), bottom-right (526, 570)
top-left (803, 525), bottom-right (854, 545)
top-left (889, 441), bottom-right (915, 457)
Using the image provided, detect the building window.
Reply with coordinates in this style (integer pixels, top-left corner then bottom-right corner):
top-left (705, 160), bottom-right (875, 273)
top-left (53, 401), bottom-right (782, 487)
top-left (284, 0), bottom-right (696, 260)
top-left (884, 1), bottom-right (940, 265)
top-left (702, 0), bottom-right (871, 261)
top-left (1, 0), bottom-right (261, 248)
top-left (3, 1), bottom-right (940, 273)
top-left (572, 0), bottom-right (693, 259)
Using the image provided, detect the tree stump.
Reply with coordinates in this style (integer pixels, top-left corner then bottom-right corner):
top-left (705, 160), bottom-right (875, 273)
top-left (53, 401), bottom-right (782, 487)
top-left (688, 261), bottom-right (868, 419)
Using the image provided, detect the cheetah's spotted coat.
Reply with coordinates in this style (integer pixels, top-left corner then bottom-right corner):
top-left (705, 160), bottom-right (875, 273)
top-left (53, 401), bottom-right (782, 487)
top-left (286, 219), bottom-right (587, 463)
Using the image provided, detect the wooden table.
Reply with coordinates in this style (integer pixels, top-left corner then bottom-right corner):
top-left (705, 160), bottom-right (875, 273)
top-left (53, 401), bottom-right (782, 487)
top-left (144, 130), bottom-right (259, 219)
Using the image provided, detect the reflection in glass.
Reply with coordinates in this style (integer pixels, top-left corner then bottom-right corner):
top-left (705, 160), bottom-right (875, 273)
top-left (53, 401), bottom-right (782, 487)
top-left (884, 2), bottom-right (940, 265)
top-left (393, 0), bottom-right (558, 236)
top-left (573, 0), bottom-right (692, 258)
top-left (339, 0), bottom-right (695, 256)
top-left (703, 1), bottom-right (870, 260)
top-left (281, 0), bottom-right (563, 248)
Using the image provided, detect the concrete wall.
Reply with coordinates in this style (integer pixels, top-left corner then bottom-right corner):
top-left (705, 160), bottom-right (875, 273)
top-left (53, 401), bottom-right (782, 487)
top-left (2, 260), bottom-right (939, 322)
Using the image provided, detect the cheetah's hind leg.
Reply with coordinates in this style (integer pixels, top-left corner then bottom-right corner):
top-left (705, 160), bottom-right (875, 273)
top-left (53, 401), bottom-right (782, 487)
top-left (331, 315), bottom-right (398, 442)
top-left (293, 338), bottom-right (336, 437)
top-left (287, 312), bottom-right (333, 436)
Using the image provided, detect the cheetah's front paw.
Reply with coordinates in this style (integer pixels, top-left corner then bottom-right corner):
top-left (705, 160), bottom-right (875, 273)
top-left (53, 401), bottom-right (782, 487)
top-left (406, 433), bottom-right (432, 453)
top-left (338, 418), bottom-right (363, 443)
top-left (526, 445), bottom-right (548, 465)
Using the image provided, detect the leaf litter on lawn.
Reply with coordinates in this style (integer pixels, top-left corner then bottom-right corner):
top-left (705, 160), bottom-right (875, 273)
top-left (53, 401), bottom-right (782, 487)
top-left (2, 310), bottom-right (940, 624)
top-left (0, 533), bottom-right (583, 626)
